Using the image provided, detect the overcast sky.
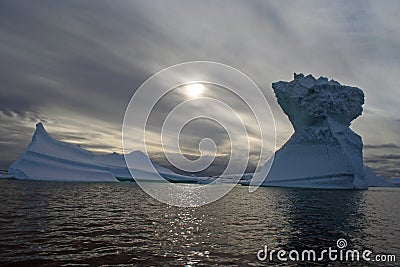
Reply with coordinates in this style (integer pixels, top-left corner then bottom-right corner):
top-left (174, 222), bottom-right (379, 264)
top-left (0, 0), bottom-right (399, 177)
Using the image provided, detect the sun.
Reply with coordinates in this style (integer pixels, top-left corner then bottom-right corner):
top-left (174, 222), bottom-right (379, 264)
top-left (186, 83), bottom-right (204, 97)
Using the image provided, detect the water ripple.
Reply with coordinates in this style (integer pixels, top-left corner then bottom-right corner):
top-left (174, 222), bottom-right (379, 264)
top-left (0, 180), bottom-right (399, 266)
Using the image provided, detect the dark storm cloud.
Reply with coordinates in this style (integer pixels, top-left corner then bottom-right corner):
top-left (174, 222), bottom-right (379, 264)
top-left (0, 0), bottom-right (399, 176)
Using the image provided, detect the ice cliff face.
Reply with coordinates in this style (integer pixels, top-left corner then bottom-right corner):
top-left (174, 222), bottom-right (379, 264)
top-left (261, 74), bottom-right (369, 189)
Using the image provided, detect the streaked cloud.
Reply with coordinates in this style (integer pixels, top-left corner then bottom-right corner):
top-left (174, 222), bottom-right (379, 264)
top-left (0, 0), bottom-right (399, 177)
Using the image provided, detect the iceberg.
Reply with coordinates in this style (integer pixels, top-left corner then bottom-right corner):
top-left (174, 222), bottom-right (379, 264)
top-left (7, 123), bottom-right (190, 182)
top-left (389, 178), bottom-right (400, 187)
top-left (257, 73), bottom-right (378, 189)
top-left (8, 123), bottom-right (119, 182)
top-left (364, 166), bottom-right (394, 187)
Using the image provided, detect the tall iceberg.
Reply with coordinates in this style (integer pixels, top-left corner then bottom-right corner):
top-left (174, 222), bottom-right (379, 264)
top-left (259, 73), bottom-right (371, 189)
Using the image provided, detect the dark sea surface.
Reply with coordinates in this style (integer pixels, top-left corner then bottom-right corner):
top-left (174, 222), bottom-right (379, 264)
top-left (0, 179), bottom-right (398, 266)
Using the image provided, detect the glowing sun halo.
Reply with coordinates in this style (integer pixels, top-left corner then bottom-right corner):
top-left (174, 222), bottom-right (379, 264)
top-left (186, 83), bottom-right (204, 97)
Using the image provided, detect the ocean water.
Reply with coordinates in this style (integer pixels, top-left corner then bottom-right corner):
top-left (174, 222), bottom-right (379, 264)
top-left (0, 179), bottom-right (398, 266)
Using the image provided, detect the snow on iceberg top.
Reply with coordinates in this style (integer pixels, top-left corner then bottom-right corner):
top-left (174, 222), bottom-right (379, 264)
top-left (30, 122), bottom-right (94, 162)
top-left (272, 73), bottom-right (364, 130)
top-left (26, 122), bottom-right (176, 175)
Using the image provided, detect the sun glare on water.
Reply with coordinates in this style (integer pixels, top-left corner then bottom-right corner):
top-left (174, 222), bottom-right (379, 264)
top-left (186, 83), bottom-right (204, 97)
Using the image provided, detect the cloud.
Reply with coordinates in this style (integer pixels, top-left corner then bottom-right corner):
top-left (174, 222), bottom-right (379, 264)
top-left (364, 144), bottom-right (400, 149)
top-left (0, 0), bottom-right (399, 175)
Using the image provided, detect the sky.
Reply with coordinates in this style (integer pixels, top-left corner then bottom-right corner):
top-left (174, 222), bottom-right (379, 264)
top-left (0, 0), bottom-right (399, 177)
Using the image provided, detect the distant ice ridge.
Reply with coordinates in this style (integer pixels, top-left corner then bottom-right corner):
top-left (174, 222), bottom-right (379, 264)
top-left (7, 123), bottom-right (197, 183)
top-left (255, 73), bottom-right (392, 189)
top-left (390, 178), bottom-right (400, 186)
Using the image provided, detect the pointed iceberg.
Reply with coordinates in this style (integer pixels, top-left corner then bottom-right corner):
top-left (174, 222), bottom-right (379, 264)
top-left (7, 123), bottom-right (187, 182)
top-left (8, 123), bottom-right (119, 182)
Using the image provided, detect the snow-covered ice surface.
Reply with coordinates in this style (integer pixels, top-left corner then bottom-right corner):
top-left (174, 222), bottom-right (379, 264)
top-left (8, 123), bottom-right (118, 182)
top-left (7, 123), bottom-right (190, 182)
top-left (256, 73), bottom-right (389, 189)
